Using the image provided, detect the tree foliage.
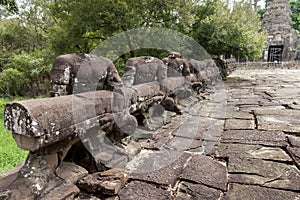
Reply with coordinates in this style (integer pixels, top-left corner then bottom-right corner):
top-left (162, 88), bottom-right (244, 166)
top-left (0, 68), bottom-right (27, 96)
top-left (0, 0), bottom-right (268, 96)
top-left (191, 0), bottom-right (266, 59)
top-left (0, 0), bottom-right (18, 14)
top-left (290, 0), bottom-right (300, 32)
top-left (47, 0), bottom-right (194, 55)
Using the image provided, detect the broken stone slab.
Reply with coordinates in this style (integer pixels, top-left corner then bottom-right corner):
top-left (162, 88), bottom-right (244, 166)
top-left (140, 116), bottom-right (182, 149)
top-left (180, 154), bottom-right (227, 191)
top-left (171, 116), bottom-right (209, 137)
top-left (224, 111), bottom-right (254, 120)
top-left (239, 105), bottom-right (286, 112)
top-left (129, 152), bottom-right (191, 187)
top-left (77, 168), bottom-right (129, 195)
top-left (175, 181), bottom-right (222, 200)
top-left (228, 157), bottom-right (300, 191)
top-left (166, 136), bottom-right (203, 152)
top-left (257, 114), bottom-right (300, 124)
top-left (224, 184), bottom-right (300, 200)
top-left (39, 181), bottom-right (80, 200)
top-left (224, 119), bottom-right (255, 130)
top-left (257, 115), bottom-right (300, 132)
top-left (118, 181), bottom-right (170, 200)
top-left (216, 143), bottom-right (292, 162)
top-left (287, 135), bottom-right (300, 167)
top-left (4, 90), bottom-right (126, 151)
top-left (254, 109), bottom-right (300, 116)
top-left (219, 130), bottom-right (287, 147)
top-left (56, 162), bottom-right (88, 184)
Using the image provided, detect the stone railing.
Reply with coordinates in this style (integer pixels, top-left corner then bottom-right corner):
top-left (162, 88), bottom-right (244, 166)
top-left (1, 52), bottom-right (223, 199)
top-left (235, 61), bottom-right (300, 69)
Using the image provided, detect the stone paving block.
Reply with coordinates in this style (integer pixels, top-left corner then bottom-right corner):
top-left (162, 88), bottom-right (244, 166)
top-left (224, 119), bottom-right (255, 130)
top-left (118, 181), bottom-right (170, 200)
top-left (254, 109), bottom-right (300, 116)
top-left (223, 184), bottom-right (300, 200)
top-left (166, 136), bottom-right (203, 151)
top-left (55, 162), bottom-right (88, 184)
top-left (175, 181), bottom-right (222, 200)
top-left (130, 152), bottom-right (191, 186)
top-left (40, 182), bottom-right (80, 200)
top-left (287, 135), bottom-right (300, 167)
top-left (77, 168), bottom-right (129, 195)
top-left (227, 99), bottom-right (261, 106)
top-left (225, 111), bottom-right (253, 120)
top-left (216, 143), bottom-right (292, 162)
top-left (257, 114), bottom-right (300, 123)
top-left (127, 151), bottom-right (191, 186)
top-left (171, 116), bottom-right (209, 140)
top-left (180, 155), bottom-right (227, 191)
top-left (239, 105), bottom-right (286, 112)
top-left (141, 129), bottom-right (173, 150)
top-left (288, 103), bottom-right (300, 110)
top-left (220, 130), bottom-right (287, 147)
top-left (257, 115), bottom-right (300, 132)
top-left (228, 157), bottom-right (300, 191)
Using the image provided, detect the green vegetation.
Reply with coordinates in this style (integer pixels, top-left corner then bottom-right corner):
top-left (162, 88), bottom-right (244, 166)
top-left (0, 0), bottom-right (269, 97)
top-left (0, 0), bottom-right (18, 15)
top-left (0, 98), bottom-right (28, 173)
top-left (191, 0), bottom-right (266, 59)
top-left (290, 0), bottom-right (300, 32)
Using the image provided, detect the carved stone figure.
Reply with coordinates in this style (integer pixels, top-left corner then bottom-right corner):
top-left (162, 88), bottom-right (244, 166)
top-left (50, 53), bottom-right (122, 96)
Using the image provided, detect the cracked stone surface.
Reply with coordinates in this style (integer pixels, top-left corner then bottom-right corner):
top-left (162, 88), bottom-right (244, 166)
top-left (3, 67), bottom-right (300, 199)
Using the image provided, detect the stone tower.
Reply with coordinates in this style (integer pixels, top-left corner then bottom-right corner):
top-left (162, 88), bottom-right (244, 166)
top-left (262, 0), bottom-right (299, 62)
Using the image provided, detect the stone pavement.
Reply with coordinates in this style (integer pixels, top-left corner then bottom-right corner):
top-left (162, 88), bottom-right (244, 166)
top-left (117, 67), bottom-right (300, 200)
top-left (2, 67), bottom-right (300, 200)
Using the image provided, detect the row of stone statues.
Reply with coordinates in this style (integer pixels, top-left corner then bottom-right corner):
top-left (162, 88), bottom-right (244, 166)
top-left (2, 52), bottom-right (222, 199)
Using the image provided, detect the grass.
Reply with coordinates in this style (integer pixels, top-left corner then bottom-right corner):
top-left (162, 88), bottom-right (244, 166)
top-left (0, 98), bottom-right (28, 173)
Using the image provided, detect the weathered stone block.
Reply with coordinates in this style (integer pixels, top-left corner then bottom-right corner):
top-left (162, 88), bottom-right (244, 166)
top-left (180, 155), bottom-right (227, 191)
top-left (220, 130), bottom-right (287, 147)
top-left (216, 143), bottom-right (292, 162)
top-left (224, 119), bottom-right (255, 130)
top-left (175, 181), bottom-right (222, 200)
top-left (56, 162), bottom-right (88, 184)
top-left (77, 168), bottom-right (129, 195)
top-left (228, 157), bottom-right (300, 191)
top-left (129, 152), bottom-right (191, 186)
top-left (118, 181), bottom-right (170, 200)
top-left (4, 90), bottom-right (125, 151)
top-left (224, 184), bottom-right (300, 200)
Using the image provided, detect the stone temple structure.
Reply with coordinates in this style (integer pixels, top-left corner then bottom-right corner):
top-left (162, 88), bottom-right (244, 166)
top-left (262, 0), bottom-right (300, 62)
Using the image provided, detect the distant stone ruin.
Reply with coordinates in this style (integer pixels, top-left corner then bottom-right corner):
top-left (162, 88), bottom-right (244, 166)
top-left (262, 0), bottom-right (300, 62)
top-left (1, 53), bottom-right (223, 199)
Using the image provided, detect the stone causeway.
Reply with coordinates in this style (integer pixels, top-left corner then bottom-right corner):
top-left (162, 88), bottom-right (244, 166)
top-left (1, 58), bottom-right (300, 199)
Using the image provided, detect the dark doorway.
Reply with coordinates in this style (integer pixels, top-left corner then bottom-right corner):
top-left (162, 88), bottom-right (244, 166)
top-left (268, 45), bottom-right (283, 62)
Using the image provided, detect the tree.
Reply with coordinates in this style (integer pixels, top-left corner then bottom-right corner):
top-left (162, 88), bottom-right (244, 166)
top-left (191, 0), bottom-right (266, 59)
top-left (0, 68), bottom-right (28, 96)
top-left (290, 0), bottom-right (300, 32)
top-left (0, 0), bottom-right (18, 14)
top-left (47, 0), bottom-right (194, 55)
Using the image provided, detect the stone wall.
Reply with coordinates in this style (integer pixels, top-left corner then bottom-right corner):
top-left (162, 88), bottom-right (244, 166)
top-left (235, 61), bottom-right (300, 69)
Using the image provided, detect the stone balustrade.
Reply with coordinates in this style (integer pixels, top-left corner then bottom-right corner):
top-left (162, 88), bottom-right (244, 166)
top-left (1, 53), bottom-right (223, 199)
